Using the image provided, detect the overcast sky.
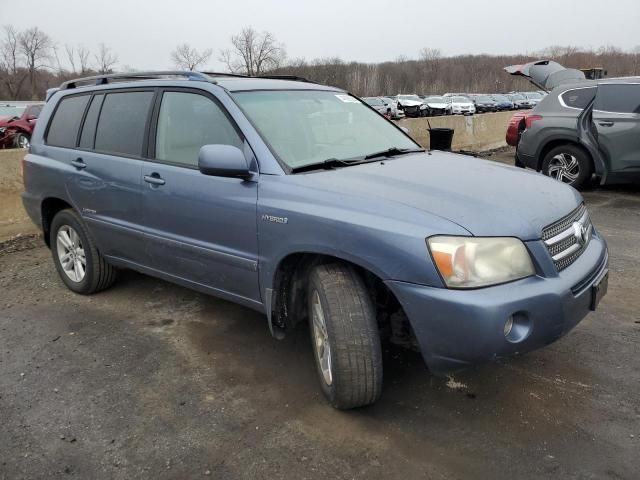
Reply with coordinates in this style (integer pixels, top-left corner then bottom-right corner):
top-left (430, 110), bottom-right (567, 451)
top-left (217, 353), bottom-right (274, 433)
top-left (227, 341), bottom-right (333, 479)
top-left (3, 0), bottom-right (639, 70)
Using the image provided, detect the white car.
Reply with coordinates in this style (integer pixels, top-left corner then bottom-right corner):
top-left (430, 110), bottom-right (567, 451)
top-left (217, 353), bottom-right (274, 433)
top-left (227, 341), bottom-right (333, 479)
top-left (397, 94), bottom-right (428, 117)
top-left (422, 96), bottom-right (452, 116)
top-left (449, 96), bottom-right (476, 115)
top-left (380, 96), bottom-right (405, 119)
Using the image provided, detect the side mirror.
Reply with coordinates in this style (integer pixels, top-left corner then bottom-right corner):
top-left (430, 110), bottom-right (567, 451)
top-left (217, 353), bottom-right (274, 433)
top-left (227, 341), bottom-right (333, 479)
top-left (198, 144), bottom-right (251, 179)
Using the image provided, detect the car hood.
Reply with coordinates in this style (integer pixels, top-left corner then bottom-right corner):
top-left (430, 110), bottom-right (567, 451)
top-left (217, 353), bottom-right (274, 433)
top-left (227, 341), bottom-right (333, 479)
top-left (426, 102), bottom-right (450, 108)
top-left (398, 99), bottom-right (423, 106)
top-left (504, 59), bottom-right (586, 92)
top-left (451, 102), bottom-right (474, 108)
top-left (290, 152), bottom-right (581, 240)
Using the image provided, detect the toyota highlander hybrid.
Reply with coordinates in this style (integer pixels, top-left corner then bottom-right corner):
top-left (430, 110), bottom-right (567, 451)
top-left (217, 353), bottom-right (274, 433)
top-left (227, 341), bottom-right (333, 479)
top-left (22, 71), bottom-right (609, 409)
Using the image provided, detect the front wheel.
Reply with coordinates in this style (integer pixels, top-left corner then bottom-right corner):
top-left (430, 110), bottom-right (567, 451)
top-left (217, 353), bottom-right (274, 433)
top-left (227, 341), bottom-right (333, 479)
top-left (14, 132), bottom-right (30, 149)
top-left (542, 145), bottom-right (593, 189)
top-left (307, 263), bottom-right (383, 409)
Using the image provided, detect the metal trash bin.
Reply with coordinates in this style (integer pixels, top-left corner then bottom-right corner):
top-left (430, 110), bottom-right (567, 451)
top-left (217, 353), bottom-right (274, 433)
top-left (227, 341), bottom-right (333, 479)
top-left (428, 127), bottom-right (454, 151)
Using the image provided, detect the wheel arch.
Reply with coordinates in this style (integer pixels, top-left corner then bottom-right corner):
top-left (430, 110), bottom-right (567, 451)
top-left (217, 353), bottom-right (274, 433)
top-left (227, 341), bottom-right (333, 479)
top-left (268, 251), bottom-right (409, 343)
top-left (537, 138), bottom-right (593, 172)
top-left (41, 197), bottom-right (74, 247)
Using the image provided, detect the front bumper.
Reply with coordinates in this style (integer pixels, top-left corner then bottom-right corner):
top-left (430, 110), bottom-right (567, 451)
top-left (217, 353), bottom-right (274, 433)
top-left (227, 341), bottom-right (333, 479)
top-left (386, 231), bottom-right (608, 374)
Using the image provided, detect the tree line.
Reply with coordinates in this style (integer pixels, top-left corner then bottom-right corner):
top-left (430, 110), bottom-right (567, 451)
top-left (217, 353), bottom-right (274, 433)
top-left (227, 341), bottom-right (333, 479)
top-left (1, 24), bottom-right (639, 101)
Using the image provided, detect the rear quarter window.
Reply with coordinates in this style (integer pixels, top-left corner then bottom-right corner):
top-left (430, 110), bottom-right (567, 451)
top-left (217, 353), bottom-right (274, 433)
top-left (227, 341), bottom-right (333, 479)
top-left (560, 87), bottom-right (596, 109)
top-left (46, 95), bottom-right (90, 148)
top-left (94, 91), bottom-right (155, 157)
top-left (594, 84), bottom-right (640, 114)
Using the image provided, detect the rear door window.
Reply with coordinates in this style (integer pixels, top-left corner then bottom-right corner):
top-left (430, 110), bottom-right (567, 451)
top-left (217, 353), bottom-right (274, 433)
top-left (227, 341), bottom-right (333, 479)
top-left (560, 87), bottom-right (597, 109)
top-left (595, 84), bottom-right (640, 114)
top-left (46, 95), bottom-right (90, 148)
top-left (154, 91), bottom-right (243, 168)
top-left (95, 91), bottom-right (154, 157)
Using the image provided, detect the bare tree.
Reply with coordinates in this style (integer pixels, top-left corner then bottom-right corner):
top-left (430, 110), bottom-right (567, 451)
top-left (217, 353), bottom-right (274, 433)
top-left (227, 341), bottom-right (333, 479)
top-left (0, 25), bottom-right (26, 99)
top-left (220, 27), bottom-right (285, 75)
top-left (18, 26), bottom-right (52, 99)
top-left (94, 43), bottom-right (117, 74)
top-left (170, 43), bottom-right (212, 70)
top-left (64, 44), bottom-right (91, 74)
top-left (419, 48), bottom-right (442, 61)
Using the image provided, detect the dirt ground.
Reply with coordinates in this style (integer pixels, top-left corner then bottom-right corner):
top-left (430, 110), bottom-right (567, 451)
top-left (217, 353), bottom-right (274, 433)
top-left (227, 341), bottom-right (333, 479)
top-left (1, 150), bottom-right (639, 479)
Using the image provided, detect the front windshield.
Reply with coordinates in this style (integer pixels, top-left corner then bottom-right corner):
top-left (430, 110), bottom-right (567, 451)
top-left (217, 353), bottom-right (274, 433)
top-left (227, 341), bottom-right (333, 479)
top-left (476, 96), bottom-right (492, 102)
top-left (452, 96), bottom-right (470, 103)
top-left (398, 95), bottom-right (421, 102)
top-left (233, 90), bottom-right (418, 170)
top-left (492, 95), bottom-right (509, 102)
top-left (0, 105), bottom-right (25, 117)
top-left (425, 96), bottom-right (447, 103)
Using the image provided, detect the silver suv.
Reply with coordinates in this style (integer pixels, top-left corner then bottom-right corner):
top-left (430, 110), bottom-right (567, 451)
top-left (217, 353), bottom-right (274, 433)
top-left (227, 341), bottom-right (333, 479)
top-left (506, 60), bottom-right (640, 189)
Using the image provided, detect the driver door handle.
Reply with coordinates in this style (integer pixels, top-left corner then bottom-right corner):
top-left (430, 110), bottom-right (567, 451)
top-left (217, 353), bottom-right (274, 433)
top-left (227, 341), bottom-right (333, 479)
top-left (144, 173), bottom-right (166, 186)
top-left (598, 121), bottom-right (615, 127)
top-left (70, 158), bottom-right (86, 169)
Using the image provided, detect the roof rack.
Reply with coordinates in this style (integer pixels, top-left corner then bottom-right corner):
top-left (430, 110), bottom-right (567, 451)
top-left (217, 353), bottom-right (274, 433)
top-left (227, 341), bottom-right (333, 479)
top-left (257, 74), bottom-right (310, 83)
top-left (205, 72), bottom-right (311, 83)
top-left (59, 71), bottom-right (213, 90)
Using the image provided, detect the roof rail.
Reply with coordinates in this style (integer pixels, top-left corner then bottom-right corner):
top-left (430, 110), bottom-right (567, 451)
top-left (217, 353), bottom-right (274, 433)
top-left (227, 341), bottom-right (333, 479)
top-left (59, 71), bottom-right (214, 90)
top-left (201, 71), bottom-right (249, 78)
top-left (205, 72), bottom-right (311, 83)
top-left (257, 74), bottom-right (311, 83)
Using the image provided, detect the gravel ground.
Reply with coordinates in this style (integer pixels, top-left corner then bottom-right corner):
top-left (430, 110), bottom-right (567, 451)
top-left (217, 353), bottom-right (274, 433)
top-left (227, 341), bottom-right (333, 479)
top-left (1, 151), bottom-right (639, 479)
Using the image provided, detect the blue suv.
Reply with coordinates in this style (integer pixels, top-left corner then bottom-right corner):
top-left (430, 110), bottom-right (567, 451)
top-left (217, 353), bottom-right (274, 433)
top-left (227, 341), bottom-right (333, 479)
top-left (22, 71), bottom-right (609, 408)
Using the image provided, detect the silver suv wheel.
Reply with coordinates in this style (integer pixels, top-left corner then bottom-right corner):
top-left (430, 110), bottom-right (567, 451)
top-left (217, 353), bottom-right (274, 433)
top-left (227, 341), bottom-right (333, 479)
top-left (548, 153), bottom-right (580, 184)
top-left (56, 225), bottom-right (87, 282)
top-left (311, 290), bottom-right (333, 386)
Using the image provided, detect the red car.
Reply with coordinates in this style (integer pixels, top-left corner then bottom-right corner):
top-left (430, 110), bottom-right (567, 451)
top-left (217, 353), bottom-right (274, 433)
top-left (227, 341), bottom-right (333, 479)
top-left (0, 103), bottom-right (44, 149)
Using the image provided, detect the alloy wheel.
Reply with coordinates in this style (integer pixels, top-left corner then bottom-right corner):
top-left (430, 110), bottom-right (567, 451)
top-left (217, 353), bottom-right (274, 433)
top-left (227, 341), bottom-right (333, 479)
top-left (311, 290), bottom-right (333, 386)
top-left (56, 225), bottom-right (87, 283)
top-left (548, 153), bottom-right (580, 184)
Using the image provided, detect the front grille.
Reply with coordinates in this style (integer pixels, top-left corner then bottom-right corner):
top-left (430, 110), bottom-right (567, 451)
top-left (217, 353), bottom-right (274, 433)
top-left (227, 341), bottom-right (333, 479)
top-left (542, 204), bottom-right (592, 271)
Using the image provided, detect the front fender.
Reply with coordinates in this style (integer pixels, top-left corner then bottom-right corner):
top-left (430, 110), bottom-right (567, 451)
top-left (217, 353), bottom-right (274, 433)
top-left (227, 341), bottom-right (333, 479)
top-left (257, 175), bottom-right (469, 294)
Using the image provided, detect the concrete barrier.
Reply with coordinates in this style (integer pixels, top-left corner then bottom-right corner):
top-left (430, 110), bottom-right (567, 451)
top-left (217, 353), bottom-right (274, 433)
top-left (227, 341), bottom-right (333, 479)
top-left (0, 149), bottom-right (38, 241)
top-left (396, 110), bottom-right (513, 152)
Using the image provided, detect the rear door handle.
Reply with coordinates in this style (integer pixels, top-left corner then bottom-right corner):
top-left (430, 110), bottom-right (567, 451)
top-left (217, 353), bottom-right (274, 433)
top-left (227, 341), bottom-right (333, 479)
top-left (70, 158), bottom-right (86, 169)
top-left (598, 121), bottom-right (615, 127)
top-left (143, 173), bottom-right (166, 186)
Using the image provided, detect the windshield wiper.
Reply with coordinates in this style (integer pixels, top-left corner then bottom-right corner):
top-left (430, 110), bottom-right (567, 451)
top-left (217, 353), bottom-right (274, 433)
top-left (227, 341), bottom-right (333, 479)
top-left (364, 147), bottom-right (424, 160)
top-left (291, 157), bottom-right (367, 174)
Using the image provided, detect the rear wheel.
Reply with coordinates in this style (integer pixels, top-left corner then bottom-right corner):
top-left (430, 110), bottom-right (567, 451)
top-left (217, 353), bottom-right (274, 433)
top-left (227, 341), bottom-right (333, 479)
top-left (50, 209), bottom-right (117, 294)
top-left (14, 132), bottom-right (30, 149)
top-left (542, 144), bottom-right (592, 189)
top-left (307, 263), bottom-right (383, 409)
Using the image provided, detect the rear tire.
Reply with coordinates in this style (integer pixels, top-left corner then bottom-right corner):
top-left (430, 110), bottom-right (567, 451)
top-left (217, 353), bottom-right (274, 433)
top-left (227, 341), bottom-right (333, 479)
top-left (542, 144), bottom-right (593, 189)
top-left (307, 263), bottom-right (383, 409)
top-left (50, 209), bottom-right (117, 294)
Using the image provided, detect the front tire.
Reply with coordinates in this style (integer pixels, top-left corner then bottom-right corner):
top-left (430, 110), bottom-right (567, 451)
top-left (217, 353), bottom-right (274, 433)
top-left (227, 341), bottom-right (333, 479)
top-left (14, 132), bottom-right (30, 149)
top-left (542, 144), bottom-right (593, 189)
top-left (307, 263), bottom-right (383, 409)
top-left (50, 209), bottom-right (117, 294)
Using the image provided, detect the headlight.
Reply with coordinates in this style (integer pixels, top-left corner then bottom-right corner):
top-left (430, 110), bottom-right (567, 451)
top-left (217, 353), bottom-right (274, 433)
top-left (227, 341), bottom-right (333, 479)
top-left (427, 236), bottom-right (535, 288)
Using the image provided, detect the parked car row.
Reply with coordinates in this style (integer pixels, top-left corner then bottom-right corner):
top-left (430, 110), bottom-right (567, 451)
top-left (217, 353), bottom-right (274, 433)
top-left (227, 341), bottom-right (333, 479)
top-left (364, 91), bottom-right (543, 119)
top-left (0, 102), bottom-right (44, 149)
top-left (504, 59), bottom-right (640, 189)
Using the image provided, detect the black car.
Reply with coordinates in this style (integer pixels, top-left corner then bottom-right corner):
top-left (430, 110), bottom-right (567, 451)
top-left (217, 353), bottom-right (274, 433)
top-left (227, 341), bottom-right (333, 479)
top-left (472, 95), bottom-right (498, 113)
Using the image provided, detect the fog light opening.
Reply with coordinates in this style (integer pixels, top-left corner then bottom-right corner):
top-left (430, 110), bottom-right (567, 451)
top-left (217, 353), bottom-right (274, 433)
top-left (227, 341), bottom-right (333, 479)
top-left (504, 312), bottom-right (531, 343)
